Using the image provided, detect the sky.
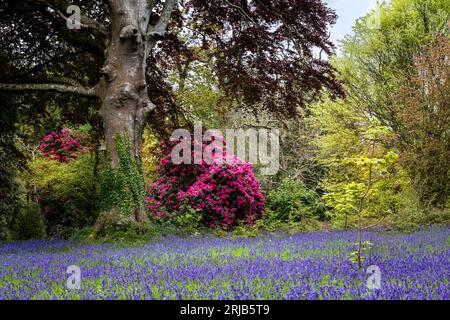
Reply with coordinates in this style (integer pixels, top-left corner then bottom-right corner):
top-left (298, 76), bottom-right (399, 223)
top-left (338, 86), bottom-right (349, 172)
top-left (324, 0), bottom-right (381, 45)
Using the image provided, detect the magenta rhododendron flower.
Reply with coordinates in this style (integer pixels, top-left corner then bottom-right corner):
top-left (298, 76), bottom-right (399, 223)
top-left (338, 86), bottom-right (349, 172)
top-left (146, 133), bottom-right (265, 229)
top-left (38, 128), bottom-right (89, 162)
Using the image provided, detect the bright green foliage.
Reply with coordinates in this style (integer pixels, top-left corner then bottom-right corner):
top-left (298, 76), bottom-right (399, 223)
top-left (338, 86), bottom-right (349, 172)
top-left (337, 0), bottom-right (449, 132)
top-left (310, 97), bottom-right (406, 229)
top-left (266, 178), bottom-right (325, 222)
top-left (141, 127), bottom-right (160, 181)
top-left (349, 241), bottom-right (373, 265)
top-left (312, 0), bottom-right (450, 228)
top-left (29, 153), bottom-right (99, 237)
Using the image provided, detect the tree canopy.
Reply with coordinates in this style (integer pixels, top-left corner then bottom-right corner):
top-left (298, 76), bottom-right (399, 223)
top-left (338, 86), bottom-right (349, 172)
top-left (0, 0), bottom-right (343, 124)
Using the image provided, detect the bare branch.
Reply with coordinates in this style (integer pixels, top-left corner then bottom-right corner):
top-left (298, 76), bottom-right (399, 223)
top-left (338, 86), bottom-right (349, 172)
top-left (223, 0), bottom-right (255, 24)
top-left (45, 76), bottom-right (84, 87)
top-left (146, 0), bottom-right (177, 38)
top-left (0, 83), bottom-right (97, 97)
top-left (79, 14), bottom-right (108, 35)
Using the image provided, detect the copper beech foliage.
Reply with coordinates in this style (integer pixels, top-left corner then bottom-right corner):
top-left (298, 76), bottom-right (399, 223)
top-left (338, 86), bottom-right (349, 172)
top-left (0, 0), bottom-right (343, 126)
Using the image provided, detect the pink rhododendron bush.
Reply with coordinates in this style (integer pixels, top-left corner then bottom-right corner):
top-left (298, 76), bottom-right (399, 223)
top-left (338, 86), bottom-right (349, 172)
top-left (38, 128), bottom-right (88, 162)
top-left (145, 134), bottom-right (265, 229)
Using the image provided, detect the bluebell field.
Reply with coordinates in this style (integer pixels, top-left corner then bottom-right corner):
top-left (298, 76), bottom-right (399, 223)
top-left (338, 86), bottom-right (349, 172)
top-left (0, 227), bottom-right (448, 300)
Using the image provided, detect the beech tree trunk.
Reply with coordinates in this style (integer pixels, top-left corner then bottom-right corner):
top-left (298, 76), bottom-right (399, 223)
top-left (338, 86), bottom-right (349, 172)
top-left (97, 0), bottom-right (154, 168)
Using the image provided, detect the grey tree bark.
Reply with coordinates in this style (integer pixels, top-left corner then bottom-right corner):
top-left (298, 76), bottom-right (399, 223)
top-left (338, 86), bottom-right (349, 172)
top-left (97, 0), bottom-right (175, 167)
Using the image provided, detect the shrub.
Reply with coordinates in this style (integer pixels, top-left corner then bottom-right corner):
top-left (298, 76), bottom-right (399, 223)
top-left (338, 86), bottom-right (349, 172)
top-left (0, 132), bottom-right (25, 241)
top-left (145, 133), bottom-right (265, 229)
top-left (424, 208), bottom-right (450, 226)
top-left (29, 126), bottom-right (98, 237)
top-left (30, 153), bottom-right (99, 237)
top-left (266, 178), bottom-right (325, 222)
top-left (38, 128), bottom-right (89, 162)
top-left (14, 202), bottom-right (46, 240)
top-left (167, 202), bottom-right (204, 233)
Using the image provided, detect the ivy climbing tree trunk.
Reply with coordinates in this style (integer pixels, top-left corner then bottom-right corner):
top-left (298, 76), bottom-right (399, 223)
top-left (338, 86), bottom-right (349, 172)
top-left (94, 1), bottom-right (150, 222)
top-left (93, 0), bottom-right (176, 222)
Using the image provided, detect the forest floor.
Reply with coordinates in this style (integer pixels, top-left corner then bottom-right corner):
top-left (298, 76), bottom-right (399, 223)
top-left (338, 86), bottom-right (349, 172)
top-left (0, 227), bottom-right (448, 299)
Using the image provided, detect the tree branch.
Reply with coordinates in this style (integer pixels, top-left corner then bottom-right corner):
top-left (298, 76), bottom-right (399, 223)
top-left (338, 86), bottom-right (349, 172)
top-left (39, 7), bottom-right (105, 57)
top-left (223, 0), bottom-right (255, 24)
top-left (146, 0), bottom-right (177, 38)
top-left (45, 76), bottom-right (84, 87)
top-left (0, 83), bottom-right (97, 97)
top-left (43, 1), bottom-right (108, 36)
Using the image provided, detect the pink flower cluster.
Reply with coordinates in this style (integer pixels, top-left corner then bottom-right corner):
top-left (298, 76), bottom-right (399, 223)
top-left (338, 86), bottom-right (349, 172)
top-left (145, 134), bottom-right (265, 229)
top-left (38, 128), bottom-right (87, 162)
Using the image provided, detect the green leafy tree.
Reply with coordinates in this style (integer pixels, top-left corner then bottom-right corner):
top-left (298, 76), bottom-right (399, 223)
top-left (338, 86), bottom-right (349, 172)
top-left (333, 0), bottom-right (449, 212)
top-left (310, 97), bottom-right (404, 231)
top-left (337, 0), bottom-right (449, 133)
